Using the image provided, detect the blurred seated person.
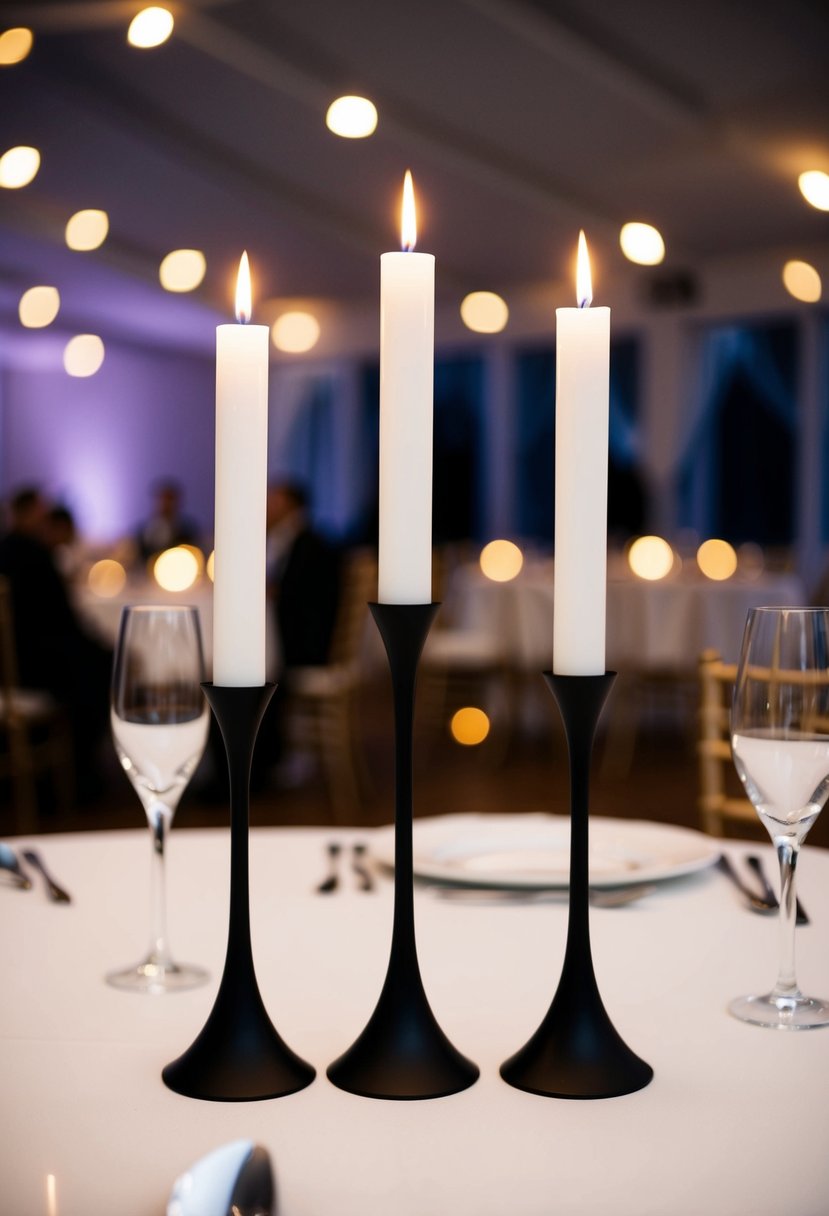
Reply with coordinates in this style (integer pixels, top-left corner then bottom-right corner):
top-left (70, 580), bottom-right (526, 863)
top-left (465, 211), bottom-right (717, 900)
top-left (267, 481), bottom-right (341, 671)
top-left (136, 479), bottom-right (199, 562)
top-left (241, 482), bottom-right (341, 788)
top-left (0, 488), bottom-right (112, 801)
top-left (43, 503), bottom-right (82, 579)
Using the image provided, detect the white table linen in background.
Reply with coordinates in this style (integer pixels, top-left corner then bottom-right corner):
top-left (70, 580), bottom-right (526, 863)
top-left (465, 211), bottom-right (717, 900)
top-left (448, 560), bottom-right (804, 671)
top-left (1, 826), bottom-right (829, 1215)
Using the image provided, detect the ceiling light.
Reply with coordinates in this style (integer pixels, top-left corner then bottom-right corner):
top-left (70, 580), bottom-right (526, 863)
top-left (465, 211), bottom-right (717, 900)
top-left (65, 209), bottom-right (109, 251)
top-left (159, 249), bottom-right (206, 293)
top-left (88, 559), bottom-right (127, 598)
top-left (128, 6), bottom-right (174, 48)
top-left (271, 311), bottom-right (321, 353)
top-left (620, 222), bottom-right (665, 266)
top-left (798, 170), bottom-right (829, 212)
top-left (696, 538), bottom-right (737, 581)
top-left (325, 95), bottom-right (378, 139)
top-left (450, 707), bottom-right (490, 747)
top-left (0, 145), bottom-right (40, 188)
top-left (479, 539), bottom-right (523, 582)
top-left (0, 27), bottom-right (33, 65)
top-left (64, 334), bottom-right (105, 378)
top-left (19, 286), bottom-right (60, 328)
top-left (460, 291), bottom-right (509, 334)
top-left (782, 260), bottom-right (822, 303)
top-left (627, 535), bottom-right (674, 581)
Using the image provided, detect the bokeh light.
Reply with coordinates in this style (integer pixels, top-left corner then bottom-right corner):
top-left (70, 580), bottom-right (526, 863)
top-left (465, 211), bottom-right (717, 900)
top-left (460, 291), bottom-right (509, 334)
top-left (19, 285), bottom-right (60, 328)
top-left (65, 209), bottom-right (109, 251)
top-left (64, 334), bottom-right (105, 377)
top-left (0, 28), bottom-right (33, 65)
top-left (450, 707), bottom-right (491, 747)
top-left (153, 546), bottom-right (199, 592)
top-left (159, 249), bottom-right (206, 293)
top-left (325, 96), bottom-right (378, 138)
top-left (206, 550), bottom-right (215, 582)
top-left (798, 170), bottom-right (829, 211)
top-left (479, 539), bottom-right (524, 582)
top-left (782, 260), bottom-right (821, 304)
top-left (696, 538), bottom-right (737, 581)
top-left (0, 145), bottom-right (40, 188)
top-left (127, 6), bottom-right (174, 48)
top-left (271, 311), bottom-right (321, 353)
top-left (619, 222), bottom-right (665, 266)
top-left (87, 559), bottom-right (127, 598)
top-left (628, 535), bottom-right (674, 581)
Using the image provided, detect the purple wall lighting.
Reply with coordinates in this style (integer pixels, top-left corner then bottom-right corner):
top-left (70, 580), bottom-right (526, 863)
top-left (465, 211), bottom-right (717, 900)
top-left (1, 340), bottom-right (216, 544)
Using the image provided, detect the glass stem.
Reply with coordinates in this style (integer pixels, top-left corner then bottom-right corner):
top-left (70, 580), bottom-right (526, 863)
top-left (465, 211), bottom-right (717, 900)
top-left (147, 800), bottom-right (174, 967)
top-left (771, 837), bottom-right (801, 1003)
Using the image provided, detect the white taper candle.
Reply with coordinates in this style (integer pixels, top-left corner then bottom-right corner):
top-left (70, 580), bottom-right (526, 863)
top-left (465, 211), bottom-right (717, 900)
top-left (378, 170), bottom-right (434, 604)
top-left (213, 252), bottom-right (268, 686)
top-left (553, 231), bottom-right (609, 675)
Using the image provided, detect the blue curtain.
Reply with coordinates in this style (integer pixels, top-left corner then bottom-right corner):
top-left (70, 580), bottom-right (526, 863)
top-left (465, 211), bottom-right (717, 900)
top-left (514, 338), bottom-right (642, 543)
top-left (677, 322), bottom-right (797, 543)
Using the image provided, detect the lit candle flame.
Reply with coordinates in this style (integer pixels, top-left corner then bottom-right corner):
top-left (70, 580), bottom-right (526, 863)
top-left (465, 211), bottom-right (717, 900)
top-left (401, 169), bottom-right (417, 252)
top-left (235, 250), bottom-right (252, 324)
top-left (576, 229), bottom-right (592, 309)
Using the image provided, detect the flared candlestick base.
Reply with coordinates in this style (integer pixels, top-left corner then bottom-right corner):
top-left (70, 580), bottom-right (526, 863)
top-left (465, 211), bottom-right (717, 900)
top-left (162, 683), bottom-right (315, 1102)
top-left (326, 603), bottom-right (478, 1100)
top-left (326, 952), bottom-right (479, 1100)
top-left (500, 671), bottom-right (652, 1100)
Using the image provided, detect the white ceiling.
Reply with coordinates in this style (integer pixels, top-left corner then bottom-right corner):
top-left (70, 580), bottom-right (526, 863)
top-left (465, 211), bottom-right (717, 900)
top-left (0, 0), bottom-right (827, 354)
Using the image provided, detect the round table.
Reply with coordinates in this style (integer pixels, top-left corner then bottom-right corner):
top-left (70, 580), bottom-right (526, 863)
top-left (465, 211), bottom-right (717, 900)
top-left (2, 825), bottom-right (828, 1214)
top-left (449, 561), bottom-right (805, 670)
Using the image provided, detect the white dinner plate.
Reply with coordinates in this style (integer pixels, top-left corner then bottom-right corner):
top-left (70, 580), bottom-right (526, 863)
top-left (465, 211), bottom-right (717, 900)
top-left (371, 813), bottom-right (718, 889)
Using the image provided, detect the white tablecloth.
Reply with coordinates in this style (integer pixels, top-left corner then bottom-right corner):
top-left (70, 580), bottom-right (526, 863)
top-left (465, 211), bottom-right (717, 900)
top-left (450, 561), bottom-right (805, 670)
top-left (2, 825), bottom-right (829, 1214)
top-left (75, 580), bottom-right (280, 678)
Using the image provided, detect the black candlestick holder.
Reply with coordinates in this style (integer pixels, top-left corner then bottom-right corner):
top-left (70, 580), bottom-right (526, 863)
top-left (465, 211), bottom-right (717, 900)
top-left (500, 671), bottom-right (653, 1100)
top-left (162, 683), bottom-right (316, 1102)
top-left (327, 603), bottom-right (479, 1100)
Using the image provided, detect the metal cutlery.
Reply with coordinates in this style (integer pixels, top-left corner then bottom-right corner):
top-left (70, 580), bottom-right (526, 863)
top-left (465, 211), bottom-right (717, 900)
top-left (0, 843), bottom-right (32, 890)
top-left (746, 853), bottom-right (809, 926)
top-left (717, 854), bottom-right (777, 917)
top-left (315, 842), bottom-right (342, 894)
top-left (21, 849), bottom-right (72, 903)
top-left (351, 842), bottom-right (375, 892)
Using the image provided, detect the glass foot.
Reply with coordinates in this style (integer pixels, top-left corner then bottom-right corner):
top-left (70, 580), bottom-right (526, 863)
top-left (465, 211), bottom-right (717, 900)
top-left (729, 991), bottom-right (829, 1030)
top-left (106, 957), bottom-right (209, 995)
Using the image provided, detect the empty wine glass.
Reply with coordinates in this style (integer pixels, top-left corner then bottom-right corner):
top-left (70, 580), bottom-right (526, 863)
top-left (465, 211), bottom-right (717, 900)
top-left (729, 606), bottom-right (829, 1029)
top-left (107, 605), bottom-right (209, 993)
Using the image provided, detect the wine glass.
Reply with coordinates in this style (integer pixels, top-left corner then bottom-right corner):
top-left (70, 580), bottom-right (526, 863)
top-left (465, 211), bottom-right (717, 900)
top-left (107, 605), bottom-right (210, 993)
top-left (729, 606), bottom-right (829, 1029)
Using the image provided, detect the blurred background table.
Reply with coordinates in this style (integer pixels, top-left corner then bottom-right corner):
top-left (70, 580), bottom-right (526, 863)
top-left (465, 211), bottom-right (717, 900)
top-left (2, 825), bottom-right (828, 1215)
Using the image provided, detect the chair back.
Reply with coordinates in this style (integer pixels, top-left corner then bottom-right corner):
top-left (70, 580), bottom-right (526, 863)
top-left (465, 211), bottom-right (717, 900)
top-left (328, 549), bottom-right (377, 670)
top-left (697, 648), bottom-right (756, 835)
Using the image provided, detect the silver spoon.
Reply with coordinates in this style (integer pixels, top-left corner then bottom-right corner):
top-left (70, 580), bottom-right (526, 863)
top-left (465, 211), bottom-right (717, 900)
top-left (21, 849), bottom-right (71, 903)
top-left (0, 843), bottom-right (32, 890)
